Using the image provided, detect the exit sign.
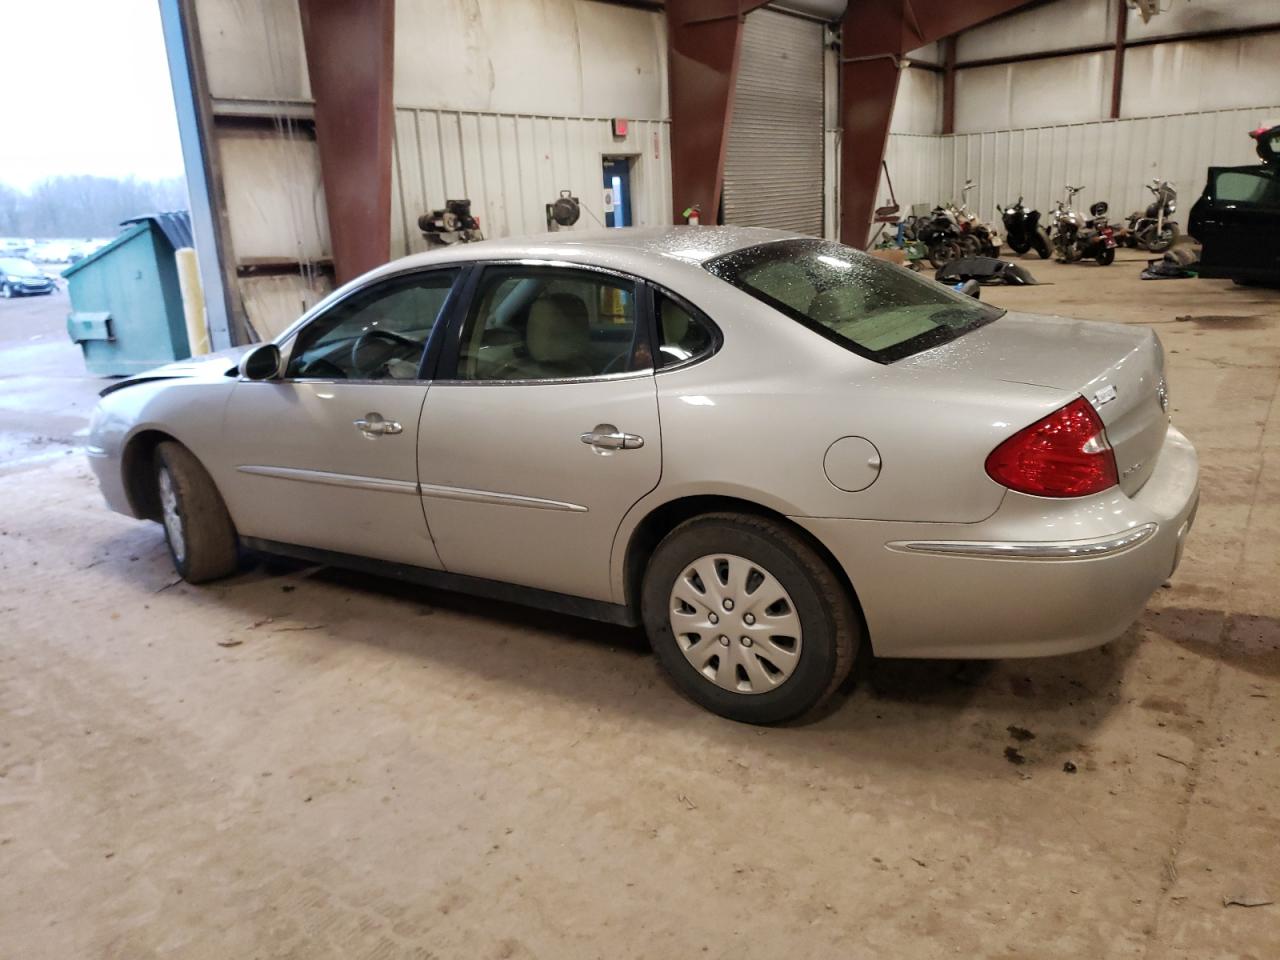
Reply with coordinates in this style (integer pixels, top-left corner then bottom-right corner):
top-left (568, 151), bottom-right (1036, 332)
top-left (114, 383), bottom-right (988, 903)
top-left (612, 118), bottom-right (629, 138)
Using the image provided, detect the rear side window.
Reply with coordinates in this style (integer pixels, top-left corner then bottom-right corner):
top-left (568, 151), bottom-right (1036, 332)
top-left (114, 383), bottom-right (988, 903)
top-left (1214, 169), bottom-right (1280, 206)
top-left (655, 293), bottom-right (715, 367)
top-left (705, 238), bottom-right (1003, 363)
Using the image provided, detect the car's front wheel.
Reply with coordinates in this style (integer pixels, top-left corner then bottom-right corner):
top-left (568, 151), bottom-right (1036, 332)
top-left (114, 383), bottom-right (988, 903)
top-left (1, 283), bottom-right (13, 299)
top-left (642, 513), bottom-right (860, 724)
top-left (154, 441), bottom-right (239, 583)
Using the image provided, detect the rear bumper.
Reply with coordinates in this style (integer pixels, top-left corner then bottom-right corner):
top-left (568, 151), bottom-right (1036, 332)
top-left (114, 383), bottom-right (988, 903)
top-left (796, 424), bottom-right (1199, 659)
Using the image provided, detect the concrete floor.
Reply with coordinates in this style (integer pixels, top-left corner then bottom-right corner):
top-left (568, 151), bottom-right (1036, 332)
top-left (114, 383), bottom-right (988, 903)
top-left (2, 254), bottom-right (1278, 959)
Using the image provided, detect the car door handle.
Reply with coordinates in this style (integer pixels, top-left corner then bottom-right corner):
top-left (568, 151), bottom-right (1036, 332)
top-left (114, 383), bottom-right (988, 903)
top-left (354, 413), bottom-right (403, 438)
top-left (580, 423), bottom-right (644, 451)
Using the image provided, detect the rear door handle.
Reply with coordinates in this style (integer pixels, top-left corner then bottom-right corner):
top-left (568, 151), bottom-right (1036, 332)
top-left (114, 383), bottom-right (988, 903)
top-left (580, 423), bottom-right (644, 451)
top-left (354, 412), bottom-right (403, 438)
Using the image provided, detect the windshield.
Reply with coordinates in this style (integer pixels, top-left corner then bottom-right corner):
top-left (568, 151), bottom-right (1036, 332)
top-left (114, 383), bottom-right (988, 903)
top-left (704, 238), bottom-right (1004, 363)
top-left (0, 258), bottom-right (42, 277)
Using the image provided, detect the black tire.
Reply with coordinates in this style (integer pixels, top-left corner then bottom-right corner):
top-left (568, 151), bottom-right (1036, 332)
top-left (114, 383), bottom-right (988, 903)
top-left (1147, 224), bottom-right (1177, 253)
top-left (641, 513), bottom-right (860, 724)
top-left (927, 241), bottom-right (960, 269)
top-left (1, 283), bottom-right (12, 299)
top-left (1095, 247), bottom-right (1116, 266)
top-left (1032, 234), bottom-right (1051, 259)
top-left (154, 441), bottom-right (239, 583)
top-left (1008, 239), bottom-right (1030, 255)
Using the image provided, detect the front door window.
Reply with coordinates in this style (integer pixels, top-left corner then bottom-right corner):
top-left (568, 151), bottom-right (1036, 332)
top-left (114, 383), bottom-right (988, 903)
top-left (287, 269), bottom-right (459, 381)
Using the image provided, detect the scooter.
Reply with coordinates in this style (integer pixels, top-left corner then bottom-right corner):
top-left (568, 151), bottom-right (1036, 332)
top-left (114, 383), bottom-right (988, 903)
top-left (1000, 197), bottom-right (1050, 258)
top-left (1124, 179), bottom-right (1178, 252)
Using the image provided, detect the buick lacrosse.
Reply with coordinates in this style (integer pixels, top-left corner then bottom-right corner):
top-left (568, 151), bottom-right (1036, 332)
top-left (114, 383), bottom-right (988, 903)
top-left (87, 227), bottom-right (1199, 723)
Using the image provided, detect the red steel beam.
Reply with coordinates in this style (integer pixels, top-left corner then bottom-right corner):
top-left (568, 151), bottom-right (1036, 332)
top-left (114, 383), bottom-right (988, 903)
top-left (1110, 0), bottom-right (1127, 119)
top-left (941, 36), bottom-right (957, 134)
top-left (299, 0), bottom-right (395, 284)
top-left (665, 0), bottom-right (770, 224)
top-left (839, 0), bottom-right (1035, 248)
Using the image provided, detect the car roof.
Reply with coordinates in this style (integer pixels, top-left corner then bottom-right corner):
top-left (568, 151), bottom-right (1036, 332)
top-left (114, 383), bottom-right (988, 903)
top-left (368, 225), bottom-right (804, 279)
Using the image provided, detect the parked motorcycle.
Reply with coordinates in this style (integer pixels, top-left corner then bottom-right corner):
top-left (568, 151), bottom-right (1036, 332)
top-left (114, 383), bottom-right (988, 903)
top-left (1051, 187), bottom-right (1116, 265)
top-left (1123, 179), bottom-right (1179, 252)
top-left (946, 180), bottom-right (1002, 257)
top-left (907, 206), bottom-right (964, 268)
top-left (1000, 197), bottom-right (1050, 258)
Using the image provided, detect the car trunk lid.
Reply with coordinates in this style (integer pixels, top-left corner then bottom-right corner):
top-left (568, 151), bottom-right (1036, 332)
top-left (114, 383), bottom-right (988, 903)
top-left (900, 312), bottom-right (1169, 495)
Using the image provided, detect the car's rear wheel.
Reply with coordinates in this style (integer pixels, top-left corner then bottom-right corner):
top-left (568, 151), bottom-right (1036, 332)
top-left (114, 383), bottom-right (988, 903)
top-left (154, 441), bottom-right (239, 583)
top-left (641, 513), bottom-right (860, 724)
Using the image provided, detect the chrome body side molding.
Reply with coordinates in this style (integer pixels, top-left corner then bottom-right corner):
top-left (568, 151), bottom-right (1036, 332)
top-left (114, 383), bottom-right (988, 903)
top-left (237, 465), bottom-right (588, 513)
top-left (887, 522), bottom-right (1159, 561)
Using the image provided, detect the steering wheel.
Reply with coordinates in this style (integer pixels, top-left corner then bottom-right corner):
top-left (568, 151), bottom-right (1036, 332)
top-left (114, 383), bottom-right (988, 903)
top-left (351, 328), bottom-right (420, 377)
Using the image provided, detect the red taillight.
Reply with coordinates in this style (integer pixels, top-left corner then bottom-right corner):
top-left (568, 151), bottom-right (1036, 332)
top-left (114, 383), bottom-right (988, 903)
top-left (985, 397), bottom-right (1119, 498)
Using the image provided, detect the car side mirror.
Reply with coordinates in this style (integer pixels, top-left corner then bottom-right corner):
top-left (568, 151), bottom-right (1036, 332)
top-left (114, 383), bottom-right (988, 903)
top-left (239, 343), bottom-right (282, 380)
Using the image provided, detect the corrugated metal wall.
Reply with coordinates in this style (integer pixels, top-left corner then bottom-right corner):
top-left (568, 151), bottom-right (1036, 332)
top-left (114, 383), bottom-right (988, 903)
top-left (937, 105), bottom-right (1280, 226)
top-left (722, 8), bottom-right (825, 234)
top-left (390, 108), bottom-right (672, 257)
top-left (880, 134), bottom-right (946, 216)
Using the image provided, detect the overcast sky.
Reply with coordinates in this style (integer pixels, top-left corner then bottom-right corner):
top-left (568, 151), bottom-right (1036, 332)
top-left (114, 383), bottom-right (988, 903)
top-left (0, 0), bottom-right (185, 190)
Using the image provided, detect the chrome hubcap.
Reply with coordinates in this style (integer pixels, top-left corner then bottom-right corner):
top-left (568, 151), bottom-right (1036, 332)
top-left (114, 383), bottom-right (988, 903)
top-left (668, 553), bottom-right (803, 695)
top-left (158, 467), bottom-right (185, 564)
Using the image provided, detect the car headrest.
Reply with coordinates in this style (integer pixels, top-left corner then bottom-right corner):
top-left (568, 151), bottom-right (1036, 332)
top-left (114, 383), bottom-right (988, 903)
top-left (661, 304), bottom-right (690, 344)
top-left (808, 289), bottom-right (857, 324)
top-left (527, 293), bottom-right (589, 363)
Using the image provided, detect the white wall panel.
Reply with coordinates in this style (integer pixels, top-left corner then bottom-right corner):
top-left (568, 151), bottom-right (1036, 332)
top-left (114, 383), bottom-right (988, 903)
top-left (956, 0), bottom-right (1113, 61)
top-left (1127, 0), bottom-right (1280, 41)
top-left (217, 129), bottom-right (328, 262)
top-left (890, 67), bottom-right (942, 134)
top-left (879, 133), bottom-right (946, 215)
top-left (195, 0), bottom-right (310, 102)
top-left (938, 105), bottom-right (1280, 229)
top-left (394, 0), bottom-right (666, 118)
top-left (391, 108), bottom-right (671, 256)
top-left (1122, 34), bottom-right (1280, 117)
top-left (955, 52), bottom-right (1113, 132)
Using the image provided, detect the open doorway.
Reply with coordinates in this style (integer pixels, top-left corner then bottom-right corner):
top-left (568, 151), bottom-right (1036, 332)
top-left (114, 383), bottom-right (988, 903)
top-left (602, 156), bottom-right (635, 228)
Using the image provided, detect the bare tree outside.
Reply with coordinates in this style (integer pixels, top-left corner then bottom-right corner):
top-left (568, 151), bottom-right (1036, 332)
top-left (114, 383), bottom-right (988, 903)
top-left (0, 177), bottom-right (187, 239)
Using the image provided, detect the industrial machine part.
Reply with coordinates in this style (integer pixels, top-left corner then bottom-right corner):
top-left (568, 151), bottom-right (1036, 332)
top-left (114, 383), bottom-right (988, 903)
top-left (418, 200), bottom-right (483, 248)
top-left (547, 191), bottom-right (582, 230)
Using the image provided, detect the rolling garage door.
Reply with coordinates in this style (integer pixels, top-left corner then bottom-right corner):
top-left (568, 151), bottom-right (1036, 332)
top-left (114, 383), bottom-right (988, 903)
top-left (722, 7), bottom-right (825, 235)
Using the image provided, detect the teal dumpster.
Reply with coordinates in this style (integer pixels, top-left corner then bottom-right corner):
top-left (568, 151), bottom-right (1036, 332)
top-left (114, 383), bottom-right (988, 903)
top-left (63, 212), bottom-right (193, 376)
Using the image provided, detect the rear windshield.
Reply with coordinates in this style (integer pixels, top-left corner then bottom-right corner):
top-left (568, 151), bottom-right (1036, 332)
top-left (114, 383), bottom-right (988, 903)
top-left (704, 238), bottom-right (1003, 363)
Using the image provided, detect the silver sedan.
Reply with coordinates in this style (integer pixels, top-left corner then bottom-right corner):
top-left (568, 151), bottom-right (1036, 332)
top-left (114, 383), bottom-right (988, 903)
top-left (87, 227), bottom-right (1199, 723)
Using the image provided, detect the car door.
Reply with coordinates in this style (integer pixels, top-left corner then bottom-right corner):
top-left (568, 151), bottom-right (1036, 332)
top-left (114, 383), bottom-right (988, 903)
top-left (417, 263), bottom-right (661, 602)
top-left (219, 267), bottom-right (461, 568)
top-left (1191, 166), bottom-right (1280, 280)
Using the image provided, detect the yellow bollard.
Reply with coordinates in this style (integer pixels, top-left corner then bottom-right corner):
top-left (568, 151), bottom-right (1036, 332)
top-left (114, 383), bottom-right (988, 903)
top-left (174, 247), bottom-right (210, 357)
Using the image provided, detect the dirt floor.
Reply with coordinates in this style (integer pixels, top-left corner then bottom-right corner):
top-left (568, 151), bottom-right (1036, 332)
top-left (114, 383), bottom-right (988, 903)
top-left (2, 253), bottom-right (1278, 959)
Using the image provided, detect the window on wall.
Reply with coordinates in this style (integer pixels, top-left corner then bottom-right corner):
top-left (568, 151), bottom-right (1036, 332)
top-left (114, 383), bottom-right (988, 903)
top-left (455, 267), bottom-right (645, 381)
top-left (286, 269), bottom-right (458, 380)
